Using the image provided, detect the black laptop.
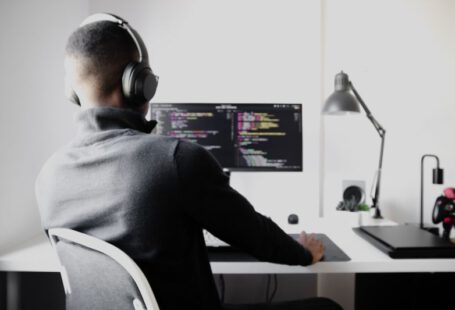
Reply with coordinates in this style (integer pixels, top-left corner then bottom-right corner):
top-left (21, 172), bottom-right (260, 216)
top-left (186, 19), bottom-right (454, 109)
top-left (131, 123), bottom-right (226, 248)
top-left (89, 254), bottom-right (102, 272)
top-left (353, 225), bottom-right (455, 258)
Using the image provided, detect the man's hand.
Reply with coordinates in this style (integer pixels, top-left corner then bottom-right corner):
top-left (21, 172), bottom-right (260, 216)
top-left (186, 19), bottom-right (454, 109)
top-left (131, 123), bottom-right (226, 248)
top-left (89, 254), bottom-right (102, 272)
top-left (298, 231), bottom-right (324, 264)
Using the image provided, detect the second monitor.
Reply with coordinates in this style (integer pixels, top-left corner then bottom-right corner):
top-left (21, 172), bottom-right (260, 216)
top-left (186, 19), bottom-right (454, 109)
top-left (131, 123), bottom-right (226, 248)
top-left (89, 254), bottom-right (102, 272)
top-left (149, 103), bottom-right (303, 171)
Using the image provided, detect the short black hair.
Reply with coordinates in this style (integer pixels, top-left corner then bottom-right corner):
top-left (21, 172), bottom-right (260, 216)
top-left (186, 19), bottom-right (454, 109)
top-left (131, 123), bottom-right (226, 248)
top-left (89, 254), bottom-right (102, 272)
top-left (65, 21), bottom-right (138, 98)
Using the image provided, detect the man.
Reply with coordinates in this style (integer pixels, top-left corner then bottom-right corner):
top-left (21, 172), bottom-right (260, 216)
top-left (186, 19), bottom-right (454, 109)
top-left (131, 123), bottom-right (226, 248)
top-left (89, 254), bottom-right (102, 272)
top-left (35, 14), bottom-right (341, 310)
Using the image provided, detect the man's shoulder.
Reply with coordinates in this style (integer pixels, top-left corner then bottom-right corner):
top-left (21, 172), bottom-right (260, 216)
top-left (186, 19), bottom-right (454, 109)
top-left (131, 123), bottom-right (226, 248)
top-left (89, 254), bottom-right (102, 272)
top-left (35, 142), bottom-right (75, 189)
top-left (135, 134), bottom-right (208, 158)
top-left (173, 138), bottom-right (206, 153)
top-left (136, 133), bottom-right (179, 148)
top-left (172, 138), bottom-right (218, 164)
top-left (173, 139), bottom-right (223, 177)
top-left (37, 144), bottom-right (71, 176)
top-left (131, 133), bottom-right (183, 158)
top-left (120, 134), bottom-right (211, 170)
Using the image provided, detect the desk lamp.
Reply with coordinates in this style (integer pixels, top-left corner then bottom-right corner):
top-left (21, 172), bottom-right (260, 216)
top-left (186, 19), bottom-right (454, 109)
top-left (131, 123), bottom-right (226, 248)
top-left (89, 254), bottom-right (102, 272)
top-left (323, 71), bottom-right (385, 219)
top-left (420, 154), bottom-right (444, 230)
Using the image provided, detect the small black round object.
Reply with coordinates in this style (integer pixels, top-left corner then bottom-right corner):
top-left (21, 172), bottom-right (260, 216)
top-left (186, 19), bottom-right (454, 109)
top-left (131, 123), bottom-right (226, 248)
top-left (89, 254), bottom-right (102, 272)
top-left (288, 214), bottom-right (299, 225)
top-left (342, 185), bottom-right (365, 211)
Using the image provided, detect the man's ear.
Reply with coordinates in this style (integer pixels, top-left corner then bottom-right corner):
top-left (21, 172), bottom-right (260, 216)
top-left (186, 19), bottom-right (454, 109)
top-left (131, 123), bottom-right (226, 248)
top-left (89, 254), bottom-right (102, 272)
top-left (64, 56), bottom-right (86, 106)
top-left (64, 57), bottom-right (76, 101)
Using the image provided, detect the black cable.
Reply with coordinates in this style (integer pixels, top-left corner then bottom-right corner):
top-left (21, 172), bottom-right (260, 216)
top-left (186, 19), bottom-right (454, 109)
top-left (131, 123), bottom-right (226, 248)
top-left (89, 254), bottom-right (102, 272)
top-left (265, 274), bottom-right (271, 303)
top-left (265, 274), bottom-right (278, 304)
top-left (219, 274), bottom-right (226, 304)
top-left (269, 274), bottom-right (278, 303)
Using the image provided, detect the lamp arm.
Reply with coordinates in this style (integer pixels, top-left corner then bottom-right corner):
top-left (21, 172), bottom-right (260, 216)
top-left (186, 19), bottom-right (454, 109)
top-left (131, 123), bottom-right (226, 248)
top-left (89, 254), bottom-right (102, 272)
top-left (349, 82), bottom-right (386, 138)
top-left (349, 81), bottom-right (385, 218)
top-left (371, 132), bottom-right (385, 218)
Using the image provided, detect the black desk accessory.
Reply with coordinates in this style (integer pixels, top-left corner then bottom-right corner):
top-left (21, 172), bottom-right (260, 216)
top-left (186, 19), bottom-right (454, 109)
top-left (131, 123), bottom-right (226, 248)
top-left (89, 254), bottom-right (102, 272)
top-left (420, 154), bottom-right (444, 234)
top-left (433, 188), bottom-right (455, 240)
top-left (353, 225), bottom-right (455, 258)
top-left (336, 185), bottom-right (368, 212)
top-left (323, 71), bottom-right (385, 219)
top-left (288, 214), bottom-right (299, 224)
top-left (208, 234), bottom-right (350, 262)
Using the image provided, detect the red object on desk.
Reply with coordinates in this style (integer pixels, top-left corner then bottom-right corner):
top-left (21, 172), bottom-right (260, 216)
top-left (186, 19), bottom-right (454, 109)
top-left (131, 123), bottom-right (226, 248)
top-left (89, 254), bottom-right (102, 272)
top-left (443, 187), bottom-right (455, 199)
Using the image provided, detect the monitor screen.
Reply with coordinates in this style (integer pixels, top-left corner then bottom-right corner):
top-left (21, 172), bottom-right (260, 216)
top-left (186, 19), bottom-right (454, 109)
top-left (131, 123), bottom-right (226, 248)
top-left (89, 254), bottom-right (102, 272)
top-left (149, 103), bottom-right (303, 171)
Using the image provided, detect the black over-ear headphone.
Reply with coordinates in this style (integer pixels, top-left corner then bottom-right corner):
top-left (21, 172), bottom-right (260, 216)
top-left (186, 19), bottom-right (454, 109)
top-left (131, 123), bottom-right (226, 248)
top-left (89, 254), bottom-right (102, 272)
top-left (69, 13), bottom-right (158, 106)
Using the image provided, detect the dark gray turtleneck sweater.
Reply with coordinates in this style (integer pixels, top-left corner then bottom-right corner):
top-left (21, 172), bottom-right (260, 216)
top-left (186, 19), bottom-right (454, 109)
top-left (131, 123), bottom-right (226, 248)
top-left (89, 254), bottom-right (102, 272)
top-left (35, 107), bottom-right (313, 310)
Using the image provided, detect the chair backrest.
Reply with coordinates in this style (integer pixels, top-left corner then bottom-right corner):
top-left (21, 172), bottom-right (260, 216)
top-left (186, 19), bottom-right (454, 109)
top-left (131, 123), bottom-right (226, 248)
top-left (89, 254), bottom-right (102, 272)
top-left (48, 228), bottom-right (160, 310)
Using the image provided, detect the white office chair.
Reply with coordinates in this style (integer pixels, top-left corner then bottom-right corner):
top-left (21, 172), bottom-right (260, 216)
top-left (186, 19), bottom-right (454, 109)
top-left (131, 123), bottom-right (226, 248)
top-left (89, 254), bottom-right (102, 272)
top-left (48, 228), bottom-right (160, 310)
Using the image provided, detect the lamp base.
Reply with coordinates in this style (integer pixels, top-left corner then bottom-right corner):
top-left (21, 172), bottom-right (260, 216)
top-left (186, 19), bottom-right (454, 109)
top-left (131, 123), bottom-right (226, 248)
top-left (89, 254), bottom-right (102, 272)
top-left (372, 207), bottom-right (383, 219)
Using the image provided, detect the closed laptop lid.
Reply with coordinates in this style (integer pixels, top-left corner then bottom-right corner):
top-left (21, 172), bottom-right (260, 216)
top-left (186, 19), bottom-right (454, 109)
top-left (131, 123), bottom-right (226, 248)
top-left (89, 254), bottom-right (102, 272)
top-left (359, 225), bottom-right (455, 250)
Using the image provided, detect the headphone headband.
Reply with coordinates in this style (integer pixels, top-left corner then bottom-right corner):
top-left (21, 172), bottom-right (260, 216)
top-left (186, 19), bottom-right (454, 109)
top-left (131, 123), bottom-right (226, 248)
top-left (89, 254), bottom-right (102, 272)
top-left (80, 13), bottom-right (148, 62)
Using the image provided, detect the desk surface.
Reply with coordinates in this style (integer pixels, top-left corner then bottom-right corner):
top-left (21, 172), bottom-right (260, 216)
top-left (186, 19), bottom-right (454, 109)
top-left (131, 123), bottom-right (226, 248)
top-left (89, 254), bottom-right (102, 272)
top-left (1, 215), bottom-right (455, 274)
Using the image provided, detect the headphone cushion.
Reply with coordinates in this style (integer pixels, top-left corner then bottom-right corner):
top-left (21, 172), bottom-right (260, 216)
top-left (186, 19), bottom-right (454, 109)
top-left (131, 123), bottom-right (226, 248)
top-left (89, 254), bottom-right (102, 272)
top-left (122, 62), bottom-right (157, 106)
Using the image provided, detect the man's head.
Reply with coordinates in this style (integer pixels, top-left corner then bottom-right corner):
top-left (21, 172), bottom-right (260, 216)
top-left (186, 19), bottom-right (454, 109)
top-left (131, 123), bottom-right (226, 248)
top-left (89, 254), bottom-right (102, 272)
top-left (65, 17), bottom-right (155, 114)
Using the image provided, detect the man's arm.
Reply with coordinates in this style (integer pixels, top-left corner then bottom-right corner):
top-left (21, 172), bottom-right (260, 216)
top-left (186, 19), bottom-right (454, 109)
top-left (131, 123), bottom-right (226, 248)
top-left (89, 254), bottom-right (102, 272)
top-left (174, 140), bottom-right (315, 266)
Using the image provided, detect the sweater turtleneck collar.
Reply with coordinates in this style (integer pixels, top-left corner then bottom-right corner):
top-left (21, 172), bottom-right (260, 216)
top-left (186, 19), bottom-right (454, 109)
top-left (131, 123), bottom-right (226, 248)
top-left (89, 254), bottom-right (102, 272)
top-left (75, 107), bottom-right (157, 134)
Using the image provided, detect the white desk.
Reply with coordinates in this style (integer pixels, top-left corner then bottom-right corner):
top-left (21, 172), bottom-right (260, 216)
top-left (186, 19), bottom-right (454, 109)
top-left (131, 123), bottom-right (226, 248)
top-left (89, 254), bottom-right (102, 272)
top-left (2, 215), bottom-right (455, 310)
top-left (1, 215), bottom-right (455, 274)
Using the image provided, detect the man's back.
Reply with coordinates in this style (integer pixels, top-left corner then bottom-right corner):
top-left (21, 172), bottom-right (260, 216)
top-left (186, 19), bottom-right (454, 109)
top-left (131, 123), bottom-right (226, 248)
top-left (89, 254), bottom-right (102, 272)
top-left (36, 107), bottom-right (222, 308)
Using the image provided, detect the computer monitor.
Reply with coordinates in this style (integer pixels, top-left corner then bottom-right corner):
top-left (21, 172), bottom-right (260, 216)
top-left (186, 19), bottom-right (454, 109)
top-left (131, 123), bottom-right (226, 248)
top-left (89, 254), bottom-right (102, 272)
top-left (149, 103), bottom-right (303, 171)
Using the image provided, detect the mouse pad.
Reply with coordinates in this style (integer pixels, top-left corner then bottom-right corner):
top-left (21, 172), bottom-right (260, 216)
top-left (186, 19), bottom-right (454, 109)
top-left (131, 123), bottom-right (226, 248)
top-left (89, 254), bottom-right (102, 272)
top-left (208, 233), bottom-right (351, 262)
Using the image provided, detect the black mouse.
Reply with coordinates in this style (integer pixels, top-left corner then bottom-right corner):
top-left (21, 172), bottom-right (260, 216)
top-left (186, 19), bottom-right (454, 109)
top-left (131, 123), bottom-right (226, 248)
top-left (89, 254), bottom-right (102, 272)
top-left (288, 214), bottom-right (299, 224)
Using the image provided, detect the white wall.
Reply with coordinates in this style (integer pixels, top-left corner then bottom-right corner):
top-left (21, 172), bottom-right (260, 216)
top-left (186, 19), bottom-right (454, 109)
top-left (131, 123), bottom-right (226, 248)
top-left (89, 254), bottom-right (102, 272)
top-left (0, 0), bottom-right (453, 261)
top-left (0, 0), bottom-right (89, 250)
top-left (89, 0), bottom-right (323, 227)
top-left (322, 0), bottom-right (455, 229)
top-left (1, 1), bottom-right (454, 308)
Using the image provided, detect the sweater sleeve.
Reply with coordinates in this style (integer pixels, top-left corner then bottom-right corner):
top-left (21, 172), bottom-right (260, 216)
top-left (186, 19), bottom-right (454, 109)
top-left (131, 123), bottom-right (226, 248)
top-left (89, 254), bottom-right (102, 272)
top-left (174, 140), bottom-right (313, 266)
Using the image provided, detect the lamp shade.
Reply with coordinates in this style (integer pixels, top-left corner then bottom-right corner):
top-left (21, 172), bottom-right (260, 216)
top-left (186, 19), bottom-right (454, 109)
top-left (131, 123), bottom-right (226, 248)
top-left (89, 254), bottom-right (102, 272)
top-left (323, 71), bottom-right (361, 115)
top-left (433, 167), bottom-right (444, 184)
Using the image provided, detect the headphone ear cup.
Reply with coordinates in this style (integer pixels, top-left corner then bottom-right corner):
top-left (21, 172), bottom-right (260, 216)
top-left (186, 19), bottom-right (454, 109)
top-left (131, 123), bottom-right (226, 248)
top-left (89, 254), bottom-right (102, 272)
top-left (122, 62), bottom-right (158, 106)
